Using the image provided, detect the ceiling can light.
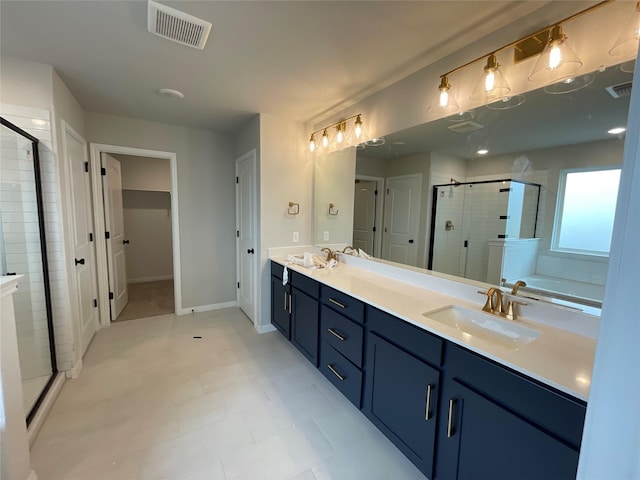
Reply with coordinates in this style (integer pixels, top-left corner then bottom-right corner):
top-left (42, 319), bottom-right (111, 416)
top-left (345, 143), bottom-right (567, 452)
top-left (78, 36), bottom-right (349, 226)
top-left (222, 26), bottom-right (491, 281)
top-left (157, 88), bottom-right (185, 99)
top-left (470, 54), bottom-right (511, 102)
top-left (608, 127), bottom-right (627, 134)
top-left (528, 25), bottom-right (583, 83)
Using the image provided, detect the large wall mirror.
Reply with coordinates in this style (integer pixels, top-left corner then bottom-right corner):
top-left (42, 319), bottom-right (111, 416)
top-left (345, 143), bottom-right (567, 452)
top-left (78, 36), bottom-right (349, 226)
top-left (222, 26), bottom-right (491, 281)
top-left (313, 49), bottom-right (633, 309)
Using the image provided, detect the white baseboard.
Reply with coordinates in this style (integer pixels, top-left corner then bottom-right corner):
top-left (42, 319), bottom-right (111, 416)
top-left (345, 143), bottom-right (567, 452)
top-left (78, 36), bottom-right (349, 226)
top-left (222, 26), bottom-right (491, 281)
top-left (27, 372), bottom-right (65, 447)
top-left (127, 275), bottom-right (174, 284)
top-left (65, 358), bottom-right (82, 379)
top-left (255, 323), bottom-right (276, 334)
top-left (177, 301), bottom-right (237, 316)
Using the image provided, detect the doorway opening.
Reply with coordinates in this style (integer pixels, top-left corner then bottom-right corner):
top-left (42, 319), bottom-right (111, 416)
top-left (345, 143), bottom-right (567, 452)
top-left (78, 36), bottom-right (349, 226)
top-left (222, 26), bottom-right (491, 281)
top-left (89, 144), bottom-right (181, 327)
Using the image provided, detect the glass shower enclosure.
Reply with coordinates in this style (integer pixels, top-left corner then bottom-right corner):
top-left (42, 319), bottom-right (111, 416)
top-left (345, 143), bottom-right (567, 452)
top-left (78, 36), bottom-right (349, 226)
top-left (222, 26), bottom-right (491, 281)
top-left (428, 179), bottom-right (541, 284)
top-left (0, 117), bottom-right (57, 425)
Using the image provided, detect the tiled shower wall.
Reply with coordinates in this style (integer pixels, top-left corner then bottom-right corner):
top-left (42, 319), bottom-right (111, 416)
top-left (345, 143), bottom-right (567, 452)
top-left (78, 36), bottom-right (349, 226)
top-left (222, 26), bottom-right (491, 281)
top-left (1, 104), bottom-right (75, 373)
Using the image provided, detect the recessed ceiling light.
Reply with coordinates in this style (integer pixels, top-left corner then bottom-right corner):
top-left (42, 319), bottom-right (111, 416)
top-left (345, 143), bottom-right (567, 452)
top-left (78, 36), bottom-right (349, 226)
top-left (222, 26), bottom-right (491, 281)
top-left (608, 127), bottom-right (626, 135)
top-left (365, 137), bottom-right (386, 147)
top-left (477, 149), bottom-right (489, 155)
top-left (157, 88), bottom-right (185, 99)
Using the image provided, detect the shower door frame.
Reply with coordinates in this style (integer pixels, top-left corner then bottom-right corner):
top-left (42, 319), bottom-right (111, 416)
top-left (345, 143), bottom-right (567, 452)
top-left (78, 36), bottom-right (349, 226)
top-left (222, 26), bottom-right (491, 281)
top-left (1, 116), bottom-right (58, 426)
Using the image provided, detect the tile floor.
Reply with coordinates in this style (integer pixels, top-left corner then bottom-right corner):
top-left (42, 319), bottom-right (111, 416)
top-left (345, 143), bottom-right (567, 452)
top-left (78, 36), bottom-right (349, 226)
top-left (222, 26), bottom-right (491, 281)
top-left (30, 308), bottom-right (425, 479)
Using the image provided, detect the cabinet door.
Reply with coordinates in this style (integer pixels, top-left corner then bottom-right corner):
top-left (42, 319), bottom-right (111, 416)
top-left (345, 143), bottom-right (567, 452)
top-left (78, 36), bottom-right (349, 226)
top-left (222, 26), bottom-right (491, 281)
top-left (437, 379), bottom-right (579, 480)
top-left (364, 333), bottom-right (440, 478)
top-left (291, 288), bottom-right (319, 366)
top-left (271, 276), bottom-right (290, 339)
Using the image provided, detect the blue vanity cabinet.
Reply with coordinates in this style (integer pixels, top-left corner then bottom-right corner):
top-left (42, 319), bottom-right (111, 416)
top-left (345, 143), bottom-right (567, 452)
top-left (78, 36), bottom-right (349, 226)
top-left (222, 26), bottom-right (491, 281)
top-left (290, 271), bottom-right (320, 366)
top-left (319, 285), bottom-right (366, 407)
top-left (363, 307), bottom-right (444, 479)
top-left (270, 263), bottom-right (291, 339)
top-left (435, 345), bottom-right (586, 480)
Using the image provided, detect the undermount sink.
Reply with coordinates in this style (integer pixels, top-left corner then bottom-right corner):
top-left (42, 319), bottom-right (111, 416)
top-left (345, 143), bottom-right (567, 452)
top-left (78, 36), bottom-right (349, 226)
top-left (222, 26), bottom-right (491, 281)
top-left (422, 305), bottom-right (541, 348)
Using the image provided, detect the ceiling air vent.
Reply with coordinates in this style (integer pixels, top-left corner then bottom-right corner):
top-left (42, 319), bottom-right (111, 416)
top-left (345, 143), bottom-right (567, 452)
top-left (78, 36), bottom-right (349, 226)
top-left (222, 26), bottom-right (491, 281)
top-left (148, 1), bottom-right (212, 50)
top-left (448, 121), bottom-right (484, 133)
top-left (605, 81), bottom-right (633, 99)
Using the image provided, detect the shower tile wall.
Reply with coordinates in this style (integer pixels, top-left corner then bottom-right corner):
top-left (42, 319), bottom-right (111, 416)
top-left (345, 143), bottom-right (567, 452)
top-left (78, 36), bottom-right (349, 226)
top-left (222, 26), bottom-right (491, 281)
top-left (1, 104), bottom-right (75, 379)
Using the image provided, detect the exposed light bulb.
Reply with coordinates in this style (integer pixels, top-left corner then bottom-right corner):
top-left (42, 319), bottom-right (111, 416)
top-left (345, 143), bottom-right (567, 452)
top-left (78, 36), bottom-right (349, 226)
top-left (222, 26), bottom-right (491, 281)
top-left (548, 43), bottom-right (563, 70)
top-left (322, 129), bottom-right (329, 148)
top-left (336, 124), bottom-right (344, 144)
top-left (439, 89), bottom-right (449, 107)
top-left (354, 115), bottom-right (363, 139)
top-left (309, 134), bottom-right (315, 152)
top-left (484, 71), bottom-right (495, 92)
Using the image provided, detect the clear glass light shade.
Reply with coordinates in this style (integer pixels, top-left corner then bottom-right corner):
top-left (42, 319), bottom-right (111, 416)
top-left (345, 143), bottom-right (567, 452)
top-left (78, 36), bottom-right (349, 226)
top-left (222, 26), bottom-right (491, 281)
top-left (309, 135), bottom-right (316, 153)
top-left (427, 76), bottom-right (460, 116)
top-left (609, 5), bottom-right (640, 57)
top-left (544, 72), bottom-right (594, 95)
top-left (470, 61), bottom-right (511, 102)
top-left (528, 25), bottom-right (582, 84)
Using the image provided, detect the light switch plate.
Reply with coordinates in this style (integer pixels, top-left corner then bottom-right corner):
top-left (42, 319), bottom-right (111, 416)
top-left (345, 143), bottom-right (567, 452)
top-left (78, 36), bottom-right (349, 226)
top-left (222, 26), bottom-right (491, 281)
top-left (323, 231), bottom-right (329, 241)
top-left (293, 231), bottom-right (299, 243)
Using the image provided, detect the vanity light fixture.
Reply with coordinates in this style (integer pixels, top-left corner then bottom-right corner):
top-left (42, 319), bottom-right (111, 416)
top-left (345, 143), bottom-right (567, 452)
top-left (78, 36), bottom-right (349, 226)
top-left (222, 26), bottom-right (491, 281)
top-left (543, 72), bottom-right (595, 95)
top-left (470, 54), bottom-right (511, 102)
top-left (427, 75), bottom-right (460, 115)
top-left (528, 24), bottom-right (583, 83)
top-left (609, 1), bottom-right (640, 57)
top-left (308, 114), bottom-right (366, 154)
top-left (486, 95), bottom-right (526, 110)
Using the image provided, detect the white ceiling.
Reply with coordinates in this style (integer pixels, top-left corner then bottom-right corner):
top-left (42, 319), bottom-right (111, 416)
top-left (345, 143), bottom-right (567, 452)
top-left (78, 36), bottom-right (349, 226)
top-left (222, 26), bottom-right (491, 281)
top-left (1, 1), bottom-right (591, 133)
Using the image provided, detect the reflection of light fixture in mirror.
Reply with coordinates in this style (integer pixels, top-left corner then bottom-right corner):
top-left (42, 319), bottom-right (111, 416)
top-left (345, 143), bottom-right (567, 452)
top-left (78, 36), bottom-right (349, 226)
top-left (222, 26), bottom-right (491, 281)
top-left (309, 134), bottom-right (316, 152)
top-left (322, 129), bottom-right (329, 148)
top-left (427, 75), bottom-right (460, 115)
top-left (608, 127), bottom-right (627, 135)
top-left (446, 110), bottom-right (475, 122)
top-left (620, 59), bottom-right (636, 74)
top-left (335, 122), bottom-right (345, 145)
top-left (544, 72), bottom-right (595, 95)
top-left (354, 115), bottom-right (364, 140)
top-left (609, 1), bottom-right (640, 57)
top-left (528, 25), bottom-right (583, 83)
top-left (470, 54), bottom-right (511, 102)
top-left (477, 149), bottom-right (489, 155)
top-left (365, 137), bottom-right (386, 147)
top-left (486, 95), bottom-right (525, 110)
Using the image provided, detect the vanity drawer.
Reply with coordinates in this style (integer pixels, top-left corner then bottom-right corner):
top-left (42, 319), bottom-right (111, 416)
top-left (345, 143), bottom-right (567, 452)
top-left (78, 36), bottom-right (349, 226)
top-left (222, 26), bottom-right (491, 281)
top-left (321, 286), bottom-right (365, 324)
top-left (291, 270), bottom-right (319, 298)
top-left (367, 306), bottom-right (443, 368)
top-left (321, 305), bottom-right (364, 368)
top-left (320, 341), bottom-right (363, 408)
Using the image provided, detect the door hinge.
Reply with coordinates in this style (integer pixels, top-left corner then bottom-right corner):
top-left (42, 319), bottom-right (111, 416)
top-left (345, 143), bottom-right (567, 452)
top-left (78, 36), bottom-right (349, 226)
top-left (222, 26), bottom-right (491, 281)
top-left (93, 299), bottom-right (98, 308)
top-left (386, 188), bottom-right (390, 195)
top-left (372, 226), bottom-right (376, 232)
top-left (236, 230), bottom-right (240, 238)
top-left (237, 282), bottom-right (240, 289)
top-left (84, 161), bottom-right (89, 173)
top-left (374, 190), bottom-right (378, 195)
top-left (236, 177), bottom-right (239, 184)
top-left (89, 232), bottom-right (93, 242)
top-left (101, 167), bottom-right (106, 176)
top-left (464, 240), bottom-right (468, 248)
top-left (109, 292), bottom-right (114, 300)
top-left (105, 231), bottom-right (110, 239)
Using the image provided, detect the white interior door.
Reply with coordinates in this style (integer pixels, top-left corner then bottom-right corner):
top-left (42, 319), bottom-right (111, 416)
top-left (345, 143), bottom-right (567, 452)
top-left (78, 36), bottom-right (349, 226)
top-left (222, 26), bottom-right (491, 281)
top-left (66, 126), bottom-right (99, 355)
top-left (353, 180), bottom-right (377, 256)
top-left (382, 174), bottom-right (422, 266)
top-left (236, 150), bottom-right (257, 324)
top-left (101, 153), bottom-right (128, 320)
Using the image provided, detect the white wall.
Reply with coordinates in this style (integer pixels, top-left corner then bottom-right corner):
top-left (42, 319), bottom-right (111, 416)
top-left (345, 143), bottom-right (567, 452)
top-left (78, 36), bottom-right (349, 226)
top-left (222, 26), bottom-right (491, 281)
top-left (257, 114), bottom-right (309, 330)
top-left (122, 191), bottom-right (173, 283)
top-left (85, 112), bottom-right (236, 309)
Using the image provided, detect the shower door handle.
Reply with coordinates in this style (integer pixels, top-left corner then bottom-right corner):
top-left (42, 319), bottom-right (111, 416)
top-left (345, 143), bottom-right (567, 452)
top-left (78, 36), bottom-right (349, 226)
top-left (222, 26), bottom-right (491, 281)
top-left (75, 258), bottom-right (85, 266)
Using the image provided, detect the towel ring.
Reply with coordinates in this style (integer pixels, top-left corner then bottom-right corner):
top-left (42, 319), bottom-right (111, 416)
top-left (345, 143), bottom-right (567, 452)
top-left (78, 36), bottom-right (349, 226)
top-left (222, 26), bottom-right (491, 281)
top-left (287, 202), bottom-right (300, 215)
top-left (328, 203), bottom-right (339, 216)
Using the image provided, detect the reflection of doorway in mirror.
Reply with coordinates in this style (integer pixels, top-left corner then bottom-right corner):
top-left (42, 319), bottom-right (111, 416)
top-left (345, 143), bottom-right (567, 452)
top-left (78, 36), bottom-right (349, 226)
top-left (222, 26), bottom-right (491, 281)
top-left (353, 176), bottom-right (383, 257)
top-left (382, 174), bottom-right (422, 266)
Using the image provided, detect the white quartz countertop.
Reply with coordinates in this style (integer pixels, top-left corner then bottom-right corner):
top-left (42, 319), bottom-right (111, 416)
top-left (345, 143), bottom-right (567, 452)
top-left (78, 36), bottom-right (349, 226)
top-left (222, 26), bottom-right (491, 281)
top-left (271, 257), bottom-right (595, 402)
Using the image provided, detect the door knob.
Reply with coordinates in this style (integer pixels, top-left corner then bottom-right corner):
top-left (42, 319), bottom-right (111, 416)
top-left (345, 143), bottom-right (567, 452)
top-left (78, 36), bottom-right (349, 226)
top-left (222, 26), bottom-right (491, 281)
top-left (75, 258), bottom-right (85, 265)
top-left (408, 239), bottom-right (414, 244)
top-left (123, 240), bottom-right (130, 245)
top-left (247, 248), bottom-right (255, 254)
